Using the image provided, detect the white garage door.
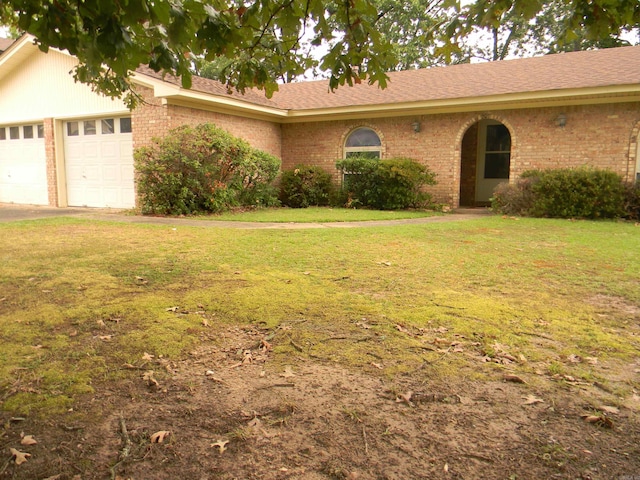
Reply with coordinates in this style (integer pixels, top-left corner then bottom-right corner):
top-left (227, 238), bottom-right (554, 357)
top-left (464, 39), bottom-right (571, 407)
top-left (0, 124), bottom-right (48, 205)
top-left (64, 117), bottom-right (134, 208)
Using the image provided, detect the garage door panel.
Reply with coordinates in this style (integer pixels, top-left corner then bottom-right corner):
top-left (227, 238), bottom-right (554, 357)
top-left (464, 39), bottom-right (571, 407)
top-left (64, 117), bottom-right (134, 208)
top-left (0, 126), bottom-right (48, 205)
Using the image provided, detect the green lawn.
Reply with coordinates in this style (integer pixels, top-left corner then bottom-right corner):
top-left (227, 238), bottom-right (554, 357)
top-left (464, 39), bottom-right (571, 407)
top-left (0, 216), bottom-right (639, 415)
top-left (197, 206), bottom-right (439, 222)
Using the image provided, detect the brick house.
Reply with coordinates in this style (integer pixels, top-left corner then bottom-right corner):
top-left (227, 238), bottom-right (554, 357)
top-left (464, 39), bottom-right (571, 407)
top-left (1, 34), bottom-right (639, 209)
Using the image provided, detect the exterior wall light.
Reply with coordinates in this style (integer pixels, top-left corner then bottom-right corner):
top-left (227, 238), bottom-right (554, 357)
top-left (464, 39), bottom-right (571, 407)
top-left (555, 114), bottom-right (567, 128)
top-left (411, 121), bottom-right (421, 133)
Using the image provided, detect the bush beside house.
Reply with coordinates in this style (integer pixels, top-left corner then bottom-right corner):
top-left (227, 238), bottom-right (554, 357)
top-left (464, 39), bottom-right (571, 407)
top-left (492, 168), bottom-right (634, 219)
top-left (135, 123), bottom-right (280, 215)
top-left (279, 165), bottom-right (334, 208)
top-left (335, 156), bottom-right (437, 210)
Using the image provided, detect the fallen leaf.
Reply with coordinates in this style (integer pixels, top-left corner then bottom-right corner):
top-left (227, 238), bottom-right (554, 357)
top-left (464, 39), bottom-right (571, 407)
top-left (504, 374), bottom-right (526, 384)
top-left (96, 319), bottom-right (106, 327)
top-left (522, 395), bottom-right (544, 405)
top-left (598, 405), bottom-right (620, 415)
top-left (567, 354), bottom-right (582, 363)
top-left (242, 350), bottom-right (253, 365)
top-left (280, 366), bottom-right (295, 378)
top-left (518, 354), bottom-right (527, 363)
top-left (143, 370), bottom-right (159, 387)
top-left (371, 362), bottom-right (383, 370)
top-left (581, 414), bottom-right (614, 428)
top-left (166, 306), bottom-right (179, 312)
top-left (378, 261), bottom-right (392, 266)
top-left (202, 318), bottom-right (210, 327)
top-left (396, 324), bottom-right (411, 334)
top-left (150, 431), bottom-right (171, 443)
top-left (302, 271), bottom-right (311, 275)
top-left (586, 357), bottom-right (598, 365)
top-left (98, 335), bottom-right (113, 341)
top-left (395, 391), bottom-right (413, 404)
top-left (142, 352), bottom-right (154, 361)
top-left (43, 475), bottom-right (62, 480)
top-left (211, 439), bottom-right (229, 453)
top-left (443, 463), bottom-right (449, 473)
top-left (20, 434), bottom-right (37, 446)
top-left (9, 447), bottom-right (31, 465)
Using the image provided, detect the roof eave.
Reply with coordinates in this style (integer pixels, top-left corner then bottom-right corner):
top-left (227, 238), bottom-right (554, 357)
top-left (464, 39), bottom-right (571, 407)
top-left (131, 71), bottom-right (288, 121)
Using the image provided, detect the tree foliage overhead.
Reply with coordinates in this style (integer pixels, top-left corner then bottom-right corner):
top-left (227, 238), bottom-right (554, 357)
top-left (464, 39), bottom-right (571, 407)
top-left (1, 0), bottom-right (395, 106)
top-left (1, 0), bottom-right (638, 106)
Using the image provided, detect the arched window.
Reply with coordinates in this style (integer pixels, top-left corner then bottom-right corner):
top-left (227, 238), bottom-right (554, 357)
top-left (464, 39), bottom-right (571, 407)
top-left (344, 127), bottom-right (381, 158)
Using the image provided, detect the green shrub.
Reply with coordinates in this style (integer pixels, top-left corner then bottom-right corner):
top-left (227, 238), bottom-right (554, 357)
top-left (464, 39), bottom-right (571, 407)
top-left (279, 165), bottom-right (334, 208)
top-left (623, 181), bottom-right (640, 220)
top-left (529, 167), bottom-right (625, 219)
top-left (135, 123), bottom-right (280, 215)
top-left (335, 156), bottom-right (436, 210)
top-left (492, 168), bottom-right (627, 219)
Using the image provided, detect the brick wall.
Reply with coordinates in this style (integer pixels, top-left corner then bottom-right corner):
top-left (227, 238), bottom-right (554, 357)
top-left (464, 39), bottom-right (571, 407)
top-left (132, 86), bottom-right (281, 158)
top-left (282, 101), bottom-right (640, 206)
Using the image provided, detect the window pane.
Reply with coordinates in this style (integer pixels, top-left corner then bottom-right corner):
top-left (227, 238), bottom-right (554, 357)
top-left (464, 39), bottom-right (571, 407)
top-left (23, 125), bottom-right (33, 139)
top-left (345, 128), bottom-right (381, 147)
top-left (119, 117), bottom-right (132, 133)
top-left (101, 118), bottom-right (114, 134)
top-left (10, 126), bottom-right (19, 139)
top-left (67, 122), bottom-right (79, 136)
top-left (84, 120), bottom-right (96, 135)
top-left (0, 128), bottom-right (5, 140)
top-left (484, 153), bottom-right (510, 179)
top-left (486, 124), bottom-right (510, 152)
top-left (37, 124), bottom-right (45, 138)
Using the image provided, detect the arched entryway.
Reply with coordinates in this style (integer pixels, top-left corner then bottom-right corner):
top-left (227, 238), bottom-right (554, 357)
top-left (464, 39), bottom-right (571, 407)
top-left (459, 119), bottom-right (512, 206)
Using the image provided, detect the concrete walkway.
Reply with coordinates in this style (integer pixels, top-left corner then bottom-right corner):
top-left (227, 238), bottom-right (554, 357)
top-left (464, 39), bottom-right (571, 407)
top-left (0, 204), bottom-right (492, 229)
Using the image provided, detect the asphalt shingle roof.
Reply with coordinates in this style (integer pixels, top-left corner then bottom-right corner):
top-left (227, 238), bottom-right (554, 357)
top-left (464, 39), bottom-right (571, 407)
top-left (270, 46), bottom-right (640, 110)
top-left (137, 46), bottom-right (640, 111)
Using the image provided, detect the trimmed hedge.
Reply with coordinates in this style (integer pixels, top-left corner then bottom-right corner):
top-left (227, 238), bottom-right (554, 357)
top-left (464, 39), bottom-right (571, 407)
top-left (335, 156), bottom-right (436, 210)
top-left (279, 165), bottom-right (334, 208)
top-left (492, 167), bottom-right (628, 219)
top-left (135, 123), bottom-right (280, 215)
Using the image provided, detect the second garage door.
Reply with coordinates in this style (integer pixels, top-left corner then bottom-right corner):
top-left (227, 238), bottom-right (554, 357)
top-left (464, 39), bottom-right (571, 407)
top-left (64, 117), bottom-right (135, 208)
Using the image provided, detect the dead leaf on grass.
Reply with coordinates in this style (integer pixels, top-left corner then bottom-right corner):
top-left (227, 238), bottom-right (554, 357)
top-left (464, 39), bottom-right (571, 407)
top-left (98, 335), bottom-right (113, 341)
top-left (43, 475), bottom-right (62, 480)
top-left (280, 366), bottom-right (295, 379)
top-left (150, 431), bottom-right (171, 443)
top-left (9, 447), bottom-right (31, 465)
top-left (211, 439), bottom-right (229, 453)
top-left (395, 324), bottom-right (411, 334)
top-left (581, 414), bottom-right (614, 428)
top-left (567, 354), bottom-right (582, 363)
top-left (135, 276), bottom-right (148, 284)
top-left (166, 306), bottom-right (180, 312)
top-left (522, 395), bottom-right (544, 405)
top-left (20, 434), bottom-right (37, 445)
top-left (504, 374), bottom-right (527, 384)
top-left (202, 318), bottom-right (210, 327)
top-left (371, 362), bottom-right (383, 370)
top-left (142, 352), bottom-right (154, 361)
top-left (142, 371), bottom-right (159, 387)
top-left (586, 357), bottom-right (598, 365)
top-left (96, 319), bottom-right (106, 327)
top-left (395, 391), bottom-right (413, 404)
top-left (598, 405), bottom-right (620, 415)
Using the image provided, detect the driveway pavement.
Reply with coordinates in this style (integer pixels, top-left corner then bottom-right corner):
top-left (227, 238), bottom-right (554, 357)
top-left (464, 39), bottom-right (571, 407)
top-left (0, 203), bottom-right (492, 228)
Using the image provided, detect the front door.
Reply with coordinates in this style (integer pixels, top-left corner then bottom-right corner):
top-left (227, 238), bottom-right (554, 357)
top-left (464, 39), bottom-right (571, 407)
top-left (475, 121), bottom-right (511, 203)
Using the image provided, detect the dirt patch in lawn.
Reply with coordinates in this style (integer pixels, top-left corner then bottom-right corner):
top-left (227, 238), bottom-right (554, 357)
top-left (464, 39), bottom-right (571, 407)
top-left (2, 325), bottom-right (639, 480)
